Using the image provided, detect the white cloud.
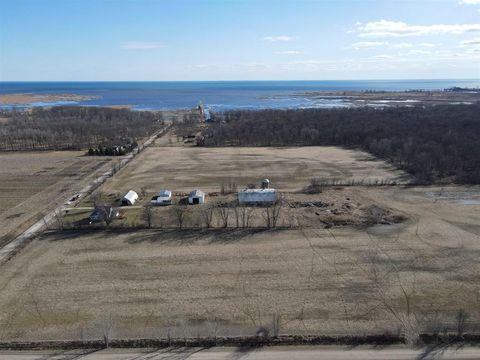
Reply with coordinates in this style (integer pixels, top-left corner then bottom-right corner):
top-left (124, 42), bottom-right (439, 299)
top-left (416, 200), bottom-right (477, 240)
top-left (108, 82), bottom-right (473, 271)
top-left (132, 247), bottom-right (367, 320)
top-left (465, 47), bottom-right (480, 53)
top-left (460, 37), bottom-right (480, 45)
top-left (460, 37), bottom-right (480, 53)
top-left (263, 35), bottom-right (292, 42)
top-left (401, 49), bottom-right (432, 56)
top-left (351, 41), bottom-right (434, 50)
top-left (459, 0), bottom-right (480, 4)
top-left (352, 41), bottom-right (388, 49)
top-left (355, 20), bottom-right (480, 37)
top-left (275, 50), bottom-right (302, 55)
top-left (121, 41), bottom-right (166, 49)
top-left (391, 42), bottom-right (413, 49)
top-left (192, 49), bottom-right (479, 76)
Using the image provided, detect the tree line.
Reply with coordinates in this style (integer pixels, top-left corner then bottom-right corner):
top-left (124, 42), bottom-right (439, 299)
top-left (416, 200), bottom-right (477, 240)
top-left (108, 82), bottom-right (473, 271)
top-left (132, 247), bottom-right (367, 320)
top-left (203, 104), bottom-right (480, 184)
top-left (0, 106), bottom-right (163, 151)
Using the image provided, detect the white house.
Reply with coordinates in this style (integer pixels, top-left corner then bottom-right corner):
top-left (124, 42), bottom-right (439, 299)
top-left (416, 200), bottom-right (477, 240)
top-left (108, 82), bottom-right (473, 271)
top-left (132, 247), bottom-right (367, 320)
top-left (150, 190), bottom-right (172, 206)
top-left (188, 189), bottom-right (205, 205)
top-left (238, 188), bottom-right (277, 204)
top-left (121, 190), bottom-right (139, 206)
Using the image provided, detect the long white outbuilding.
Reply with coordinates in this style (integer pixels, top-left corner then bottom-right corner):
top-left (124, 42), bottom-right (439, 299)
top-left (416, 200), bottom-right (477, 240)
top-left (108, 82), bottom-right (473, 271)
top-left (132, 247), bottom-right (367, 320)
top-left (238, 188), bottom-right (276, 204)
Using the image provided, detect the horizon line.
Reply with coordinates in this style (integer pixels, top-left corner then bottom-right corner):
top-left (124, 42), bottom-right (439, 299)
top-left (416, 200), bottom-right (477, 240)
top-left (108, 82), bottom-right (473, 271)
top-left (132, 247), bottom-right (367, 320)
top-left (1, 78), bottom-right (479, 83)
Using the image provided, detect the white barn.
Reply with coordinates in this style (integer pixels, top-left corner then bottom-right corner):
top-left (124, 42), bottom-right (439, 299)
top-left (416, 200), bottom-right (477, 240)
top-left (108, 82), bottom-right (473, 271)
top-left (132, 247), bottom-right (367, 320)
top-left (150, 190), bottom-right (172, 206)
top-left (122, 190), bottom-right (139, 206)
top-left (238, 188), bottom-right (277, 204)
top-left (188, 189), bottom-right (205, 205)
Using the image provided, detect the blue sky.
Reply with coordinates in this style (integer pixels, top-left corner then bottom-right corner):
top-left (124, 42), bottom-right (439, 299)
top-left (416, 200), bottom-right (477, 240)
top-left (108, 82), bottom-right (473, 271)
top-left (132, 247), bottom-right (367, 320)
top-left (0, 0), bottom-right (479, 80)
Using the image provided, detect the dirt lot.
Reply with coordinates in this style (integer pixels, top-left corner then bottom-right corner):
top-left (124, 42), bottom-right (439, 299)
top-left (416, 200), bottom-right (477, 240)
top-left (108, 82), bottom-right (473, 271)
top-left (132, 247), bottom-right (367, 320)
top-left (0, 152), bottom-right (112, 244)
top-left (0, 185), bottom-right (479, 341)
top-left (101, 145), bottom-right (408, 194)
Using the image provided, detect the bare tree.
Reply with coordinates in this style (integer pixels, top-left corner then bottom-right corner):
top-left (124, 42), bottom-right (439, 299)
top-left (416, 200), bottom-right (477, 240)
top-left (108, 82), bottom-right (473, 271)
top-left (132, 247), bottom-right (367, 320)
top-left (220, 182), bottom-right (238, 195)
top-left (232, 203), bottom-right (252, 228)
top-left (206, 317), bottom-right (220, 344)
top-left (455, 309), bottom-right (469, 337)
top-left (232, 203), bottom-right (241, 228)
top-left (264, 200), bottom-right (282, 228)
top-left (143, 205), bottom-right (154, 228)
top-left (272, 313), bottom-right (281, 338)
top-left (172, 205), bottom-right (188, 229)
top-left (216, 204), bottom-right (230, 228)
top-left (97, 313), bottom-right (115, 348)
top-left (302, 177), bottom-right (324, 194)
top-left (95, 205), bottom-right (113, 227)
top-left (0, 107), bottom-right (163, 151)
top-left (235, 205), bottom-right (254, 228)
top-left (201, 206), bottom-right (215, 228)
top-left (364, 234), bottom-right (421, 347)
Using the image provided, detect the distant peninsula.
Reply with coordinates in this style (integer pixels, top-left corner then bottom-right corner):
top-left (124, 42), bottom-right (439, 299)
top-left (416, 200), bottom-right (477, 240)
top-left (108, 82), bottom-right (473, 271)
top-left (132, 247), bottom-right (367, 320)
top-left (0, 93), bottom-right (100, 105)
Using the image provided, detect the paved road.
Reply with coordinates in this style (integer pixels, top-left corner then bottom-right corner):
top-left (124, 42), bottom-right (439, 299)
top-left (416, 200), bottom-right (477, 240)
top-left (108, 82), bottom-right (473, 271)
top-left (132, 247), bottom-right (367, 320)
top-left (0, 346), bottom-right (478, 360)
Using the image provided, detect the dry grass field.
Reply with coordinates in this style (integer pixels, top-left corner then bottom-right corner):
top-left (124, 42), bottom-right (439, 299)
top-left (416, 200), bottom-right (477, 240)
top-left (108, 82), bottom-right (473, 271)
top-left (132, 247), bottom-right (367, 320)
top-left (0, 185), bottom-right (479, 341)
top-left (0, 152), bottom-right (112, 244)
top-left (101, 145), bottom-right (408, 194)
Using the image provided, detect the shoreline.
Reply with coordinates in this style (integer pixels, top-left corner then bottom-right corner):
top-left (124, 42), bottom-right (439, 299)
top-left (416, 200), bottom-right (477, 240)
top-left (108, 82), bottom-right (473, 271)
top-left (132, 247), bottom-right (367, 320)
top-left (0, 89), bottom-right (478, 111)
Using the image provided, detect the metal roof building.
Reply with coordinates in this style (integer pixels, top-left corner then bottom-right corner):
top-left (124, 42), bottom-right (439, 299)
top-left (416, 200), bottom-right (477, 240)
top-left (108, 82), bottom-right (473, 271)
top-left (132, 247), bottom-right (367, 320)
top-left (238, 188), bottom-right (277, 204)
top-left (188, 189), bottom-right (205, 205)
top-left (151, 190), bottom-right (172, 206)
top-left (122, 190), bottom-right (139, 206)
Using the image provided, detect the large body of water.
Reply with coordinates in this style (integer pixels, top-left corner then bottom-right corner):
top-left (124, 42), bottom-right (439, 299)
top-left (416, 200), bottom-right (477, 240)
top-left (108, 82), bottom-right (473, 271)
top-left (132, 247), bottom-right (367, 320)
top-left (1, 80), bottom-right (479, 111)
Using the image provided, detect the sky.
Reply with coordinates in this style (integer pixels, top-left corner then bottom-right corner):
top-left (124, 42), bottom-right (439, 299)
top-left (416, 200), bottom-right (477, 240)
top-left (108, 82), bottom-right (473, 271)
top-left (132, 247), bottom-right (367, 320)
top-left (0, 0), bottom-right (479, 81)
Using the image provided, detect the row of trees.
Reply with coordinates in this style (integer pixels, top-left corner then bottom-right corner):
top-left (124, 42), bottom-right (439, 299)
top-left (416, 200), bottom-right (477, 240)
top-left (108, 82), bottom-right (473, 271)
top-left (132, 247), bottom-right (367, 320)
top-left (0, 106), bottom-right (163, 151)
top-left (145, 201), bottom-right (283, 229)
top-left (203, 104), bottom-right (480, 183)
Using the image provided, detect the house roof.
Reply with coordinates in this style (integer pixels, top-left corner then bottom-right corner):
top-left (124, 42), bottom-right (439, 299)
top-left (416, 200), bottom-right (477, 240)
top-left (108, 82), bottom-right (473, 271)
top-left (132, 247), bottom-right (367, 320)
top-left (123, 190), bottom-right (139, 202)
top-left (159, 190), bottom-right (172, 197)
top-left (189, 189), bottom-right (205, 197)
top-left (239, 188), bottom-right (276, 193)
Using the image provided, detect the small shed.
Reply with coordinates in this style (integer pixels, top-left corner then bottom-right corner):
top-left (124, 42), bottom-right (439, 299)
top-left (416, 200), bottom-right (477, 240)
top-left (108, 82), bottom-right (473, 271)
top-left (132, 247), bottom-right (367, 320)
top-left (238, 188), bottom-right (277, 205)
top-left (151, 190), bottom-right (172, 206)
top-left (188, 189), bottom-right (205, 205)
top-left (122, 190), bottom-right (139, 206)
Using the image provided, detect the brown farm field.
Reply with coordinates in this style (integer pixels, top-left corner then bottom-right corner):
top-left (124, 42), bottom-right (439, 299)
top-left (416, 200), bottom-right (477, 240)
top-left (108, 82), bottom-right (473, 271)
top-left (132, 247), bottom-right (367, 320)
top-left (100, 145), bottom-right (409, 194)
top-left (0, 185), bottom-right (479, 341)
top-left (0, 152), bottom-right (113, 244)
top-left (1, 133), bottom-right (479, 343)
